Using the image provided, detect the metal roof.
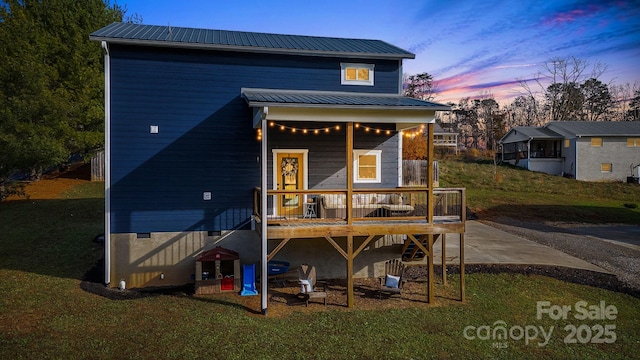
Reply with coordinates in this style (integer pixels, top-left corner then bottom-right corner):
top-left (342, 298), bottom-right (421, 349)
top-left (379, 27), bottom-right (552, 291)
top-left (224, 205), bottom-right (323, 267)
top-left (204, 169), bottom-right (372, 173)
top-left (499, 126), bottom-right (563, 144)
top-left (500, 121), bottom-right (640, 144)
top-left (90, 22), bottom-right (415, 60)
top-left (517, 126), bottom-right (563, 139)
top-left (545, 121), bottom-right (640, 137)
top-left (241, 88), bottom-right (451, 111)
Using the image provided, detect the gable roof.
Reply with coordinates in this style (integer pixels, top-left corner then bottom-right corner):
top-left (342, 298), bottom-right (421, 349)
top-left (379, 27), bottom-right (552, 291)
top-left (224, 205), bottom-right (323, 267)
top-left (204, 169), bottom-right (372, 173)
top-left (242, 88), bottom-right (451, 111)
top-left (500, 121), bottom-right (640, 144)
top-left (90, 22), bottom-right (415, 60)
top-left (545, 121), bottom-right (640, 137)
top-left (499, 126), bottom-right (563, 143)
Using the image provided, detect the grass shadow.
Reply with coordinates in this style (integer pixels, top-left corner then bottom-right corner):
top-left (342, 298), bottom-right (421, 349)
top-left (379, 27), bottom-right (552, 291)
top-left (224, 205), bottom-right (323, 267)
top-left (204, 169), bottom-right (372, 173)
top-left (480, 204), bottom-right (640, 224)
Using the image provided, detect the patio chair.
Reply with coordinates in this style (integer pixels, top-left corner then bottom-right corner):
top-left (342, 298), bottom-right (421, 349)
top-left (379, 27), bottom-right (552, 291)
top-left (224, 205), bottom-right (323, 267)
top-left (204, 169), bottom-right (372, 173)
top-left (379, 259), bottom-right (406, 299)
top-left (297, 264), bottom-right (327, 306)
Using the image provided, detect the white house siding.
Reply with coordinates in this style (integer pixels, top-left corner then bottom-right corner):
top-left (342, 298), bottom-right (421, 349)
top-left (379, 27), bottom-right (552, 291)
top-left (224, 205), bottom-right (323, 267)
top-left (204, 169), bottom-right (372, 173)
top-left (528, 159), bottom-right (564, 175)
top-left (576, 137), bottom-right (640, 181)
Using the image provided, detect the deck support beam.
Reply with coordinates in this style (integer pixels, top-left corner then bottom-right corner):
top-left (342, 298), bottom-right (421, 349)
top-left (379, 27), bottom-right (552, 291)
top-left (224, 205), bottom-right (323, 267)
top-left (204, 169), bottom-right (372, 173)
top-left (324, 235), bottom-right (348, 259)
top-left (267, 238), bottom-right (291, 262)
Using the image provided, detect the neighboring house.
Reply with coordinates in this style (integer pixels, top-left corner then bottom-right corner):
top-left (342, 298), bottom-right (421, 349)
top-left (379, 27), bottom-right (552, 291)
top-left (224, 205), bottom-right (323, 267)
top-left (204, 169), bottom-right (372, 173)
top-left (499, 121), bottom-right (640, 181)
top-left (91, 23), bottom-right (465, 312)
top-left (433, 123), bottom-right (459, 154)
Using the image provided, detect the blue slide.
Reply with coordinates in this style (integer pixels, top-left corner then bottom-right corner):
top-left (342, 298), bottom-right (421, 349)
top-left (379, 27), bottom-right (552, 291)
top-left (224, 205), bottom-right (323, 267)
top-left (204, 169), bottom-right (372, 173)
top-left (240, 263), bottom-right (258, 296)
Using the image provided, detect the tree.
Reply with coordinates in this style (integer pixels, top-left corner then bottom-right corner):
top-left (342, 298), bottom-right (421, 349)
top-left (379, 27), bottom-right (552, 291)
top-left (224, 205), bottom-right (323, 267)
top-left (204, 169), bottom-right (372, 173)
top-left (580, 78), bottom-right (613, 121)
top-left (0, 0), bottom-right (128, 185)
top-left (505, 95), bottom-right (542, 127)
top-left (478, 97), bottom-right (499, 150)
top-left (404, 72), bottom-right (436, 100)
top-left (402, 132), bottom-right (427, 160)
top-left (402, 72), bottom-right (436, 159)
top-left (453, 98), bottom-right (482, 149)
top-left (519, 56), bottom-right (608, 122)
top-left (545, 82), bottom-right (584, 121)
top-left (628, 89), bottom-right (640, 121)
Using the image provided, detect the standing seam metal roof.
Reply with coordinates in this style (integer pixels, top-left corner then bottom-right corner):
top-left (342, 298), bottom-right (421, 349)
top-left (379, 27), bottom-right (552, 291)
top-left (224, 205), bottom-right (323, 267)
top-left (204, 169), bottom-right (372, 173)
top-left (241, 89), bottom-right (451, 110)
top-left (90, 22), bottom-right (415, 59)
top-left (500, 121), bottom-right (640, 144)
top-left (545, 121), bottom-right (640, 137)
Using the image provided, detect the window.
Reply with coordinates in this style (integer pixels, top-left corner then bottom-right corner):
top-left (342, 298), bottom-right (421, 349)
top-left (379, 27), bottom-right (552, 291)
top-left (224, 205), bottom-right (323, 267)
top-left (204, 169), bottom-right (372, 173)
top-left (341, 63), bottom-right (374, 86)
top-left (601, 163), bottom-right (612, 172)
top-left (564, 139), bottom-right (570, 148)
top-left (353, 150), bottom-right (381, 183)
top-left (628, 138), bottom-right (640, 147)
top-left (591, 137), bottom-right (602, 147)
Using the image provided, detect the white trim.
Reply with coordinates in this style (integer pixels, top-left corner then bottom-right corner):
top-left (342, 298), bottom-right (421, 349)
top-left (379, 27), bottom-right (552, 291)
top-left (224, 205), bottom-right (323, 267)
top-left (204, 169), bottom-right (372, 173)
top-left (398, 60), bottom-right (403, 95)
top-left (398, 133), bottom-right (403, 186)
top-left (102, 41), bottom-right (111, 287)
top-left (353, 149), bottom-right (382, 183)
top-left (341, 63), bottom-right (374, 86)
top-left (260, 119), bottom-right (268, 315)
top-left (271, 149), bottom-right (309, 215)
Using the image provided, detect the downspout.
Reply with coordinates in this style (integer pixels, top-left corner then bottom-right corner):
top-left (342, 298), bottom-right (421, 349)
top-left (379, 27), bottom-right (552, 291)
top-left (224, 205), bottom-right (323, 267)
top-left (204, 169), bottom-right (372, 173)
top-left (527, 138), bottom-right (532, 170)
top-left (102, 41), bottom-right (111, 287)
top-left (260, 116), bottom-right (268, 315)
top-left (574, 137), bottom-right (579, 180)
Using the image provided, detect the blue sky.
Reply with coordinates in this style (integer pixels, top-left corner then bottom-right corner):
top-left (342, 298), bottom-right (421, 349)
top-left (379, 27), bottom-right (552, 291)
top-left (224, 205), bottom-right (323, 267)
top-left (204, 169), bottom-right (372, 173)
top-left (118, 0), bottom-right (640, 104)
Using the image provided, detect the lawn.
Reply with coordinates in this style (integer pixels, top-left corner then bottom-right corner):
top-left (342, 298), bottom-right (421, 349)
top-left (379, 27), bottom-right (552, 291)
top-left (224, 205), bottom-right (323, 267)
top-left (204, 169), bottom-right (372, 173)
top-left (439, 159), bottom-right (640, 224)
top-left (1, 169), bottom-right (639, 358)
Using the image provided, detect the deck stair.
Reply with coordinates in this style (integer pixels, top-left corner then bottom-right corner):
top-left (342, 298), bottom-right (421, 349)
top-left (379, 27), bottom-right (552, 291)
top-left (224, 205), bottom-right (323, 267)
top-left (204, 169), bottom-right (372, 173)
top-left (401, 234), bottom-right (441, 261)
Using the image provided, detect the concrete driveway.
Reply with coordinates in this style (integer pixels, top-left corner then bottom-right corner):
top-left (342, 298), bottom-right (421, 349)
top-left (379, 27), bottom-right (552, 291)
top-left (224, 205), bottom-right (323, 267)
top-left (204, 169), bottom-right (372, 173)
top-left (429, 221), bottom-right (609, 273)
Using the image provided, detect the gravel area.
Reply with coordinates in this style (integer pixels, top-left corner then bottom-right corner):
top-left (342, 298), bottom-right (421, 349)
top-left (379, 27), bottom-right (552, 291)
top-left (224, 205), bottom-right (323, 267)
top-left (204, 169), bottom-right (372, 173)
top-left (482, 217), bottom-right (640, 296)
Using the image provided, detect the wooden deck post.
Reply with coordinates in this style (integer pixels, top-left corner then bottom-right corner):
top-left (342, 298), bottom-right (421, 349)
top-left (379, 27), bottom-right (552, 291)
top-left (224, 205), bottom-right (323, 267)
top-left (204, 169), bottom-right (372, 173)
top-left (346, 122), bottom-right (354, 308)
top-left (441, 234), bottom-right (447, 285)
top-left (428, 233), bottom-right (434, 304)
top-left (460, 232), bottom-right (465, 302)
top-left (347, 235), bottom-right (354, 308)
top-left (427, 123), bottom-right (434, 224)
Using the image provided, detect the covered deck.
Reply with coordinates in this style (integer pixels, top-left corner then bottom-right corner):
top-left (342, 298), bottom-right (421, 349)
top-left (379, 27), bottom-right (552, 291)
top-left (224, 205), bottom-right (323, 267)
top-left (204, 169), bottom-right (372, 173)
top-left (245, 88), bottom-right (465, 313)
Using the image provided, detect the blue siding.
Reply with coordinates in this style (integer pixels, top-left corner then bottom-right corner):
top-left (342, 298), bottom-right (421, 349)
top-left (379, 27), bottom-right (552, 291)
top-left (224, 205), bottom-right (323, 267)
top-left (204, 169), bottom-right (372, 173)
top-left (267, 123), bottom-right (399, 189)
top-left (110, 45), bottom-right (402, 233)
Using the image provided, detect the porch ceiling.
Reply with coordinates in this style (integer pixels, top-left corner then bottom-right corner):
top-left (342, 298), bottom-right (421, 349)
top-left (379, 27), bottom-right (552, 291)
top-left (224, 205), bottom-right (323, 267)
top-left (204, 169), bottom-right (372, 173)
top-left (242, 88), bottom-right (451, 128)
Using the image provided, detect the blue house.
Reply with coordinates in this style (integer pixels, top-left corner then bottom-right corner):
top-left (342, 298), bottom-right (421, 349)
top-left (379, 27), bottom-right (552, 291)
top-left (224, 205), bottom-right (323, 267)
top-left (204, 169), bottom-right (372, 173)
top-left (91, 22), bottom-right (465, 312)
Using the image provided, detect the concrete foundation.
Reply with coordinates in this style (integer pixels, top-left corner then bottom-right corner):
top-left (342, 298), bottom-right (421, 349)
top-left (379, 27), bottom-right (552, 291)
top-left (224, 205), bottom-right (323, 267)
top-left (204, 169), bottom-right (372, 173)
top-left (110, 230), bottom-right (404, 288)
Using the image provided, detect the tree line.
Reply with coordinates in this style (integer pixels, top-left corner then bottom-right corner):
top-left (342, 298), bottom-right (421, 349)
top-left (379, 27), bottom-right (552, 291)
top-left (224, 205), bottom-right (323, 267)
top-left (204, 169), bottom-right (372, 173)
top-left (403, 57), bottom-right (640, 157)
top-left (0, 0), bottom-right (139, 199)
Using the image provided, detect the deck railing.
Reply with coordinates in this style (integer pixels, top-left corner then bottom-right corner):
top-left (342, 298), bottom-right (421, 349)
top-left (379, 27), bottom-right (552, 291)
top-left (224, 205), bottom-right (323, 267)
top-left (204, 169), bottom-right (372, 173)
top-left (253, 187), bottom-right (465, 224)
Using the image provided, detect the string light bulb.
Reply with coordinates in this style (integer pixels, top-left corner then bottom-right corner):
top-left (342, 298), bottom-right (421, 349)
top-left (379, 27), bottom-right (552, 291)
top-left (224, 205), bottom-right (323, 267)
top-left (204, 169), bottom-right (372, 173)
top-left (261, 122), bottom-right (397, 140)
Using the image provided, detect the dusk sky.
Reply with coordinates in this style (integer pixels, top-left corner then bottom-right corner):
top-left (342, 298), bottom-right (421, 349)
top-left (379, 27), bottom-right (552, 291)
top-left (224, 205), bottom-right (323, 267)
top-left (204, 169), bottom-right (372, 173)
top-left (119, 0), bottom-right (640, 104)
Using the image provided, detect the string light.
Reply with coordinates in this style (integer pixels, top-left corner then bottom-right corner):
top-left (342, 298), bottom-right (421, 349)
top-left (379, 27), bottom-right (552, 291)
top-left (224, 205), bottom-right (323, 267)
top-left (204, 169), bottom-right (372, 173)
top-left (256, 122), bottom-right (428, 141)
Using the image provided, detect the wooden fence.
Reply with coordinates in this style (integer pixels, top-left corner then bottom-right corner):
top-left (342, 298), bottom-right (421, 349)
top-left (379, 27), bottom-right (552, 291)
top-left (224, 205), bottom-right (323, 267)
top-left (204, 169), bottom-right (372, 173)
top-left (402, 160), bottom-right (438, 187)
top-left (91, 150), bottom-right (105, 182)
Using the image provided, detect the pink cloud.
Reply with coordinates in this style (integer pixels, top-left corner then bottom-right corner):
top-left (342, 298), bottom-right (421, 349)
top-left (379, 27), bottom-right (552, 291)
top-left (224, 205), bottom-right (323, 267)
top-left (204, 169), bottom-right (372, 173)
top-left (541, 4), bottom-right (603, 27)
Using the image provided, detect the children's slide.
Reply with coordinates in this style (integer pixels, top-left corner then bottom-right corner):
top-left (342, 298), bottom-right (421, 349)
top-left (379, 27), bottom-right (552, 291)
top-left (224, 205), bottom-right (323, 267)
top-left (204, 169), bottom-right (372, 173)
top-left (239, 263), bottom-right (258, 296)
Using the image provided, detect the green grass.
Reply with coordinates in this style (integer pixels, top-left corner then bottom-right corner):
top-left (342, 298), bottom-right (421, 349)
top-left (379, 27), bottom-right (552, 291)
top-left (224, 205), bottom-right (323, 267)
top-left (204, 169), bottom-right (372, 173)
top-left (1, 171), bottom-right (640, 358)
top-left (439, 159), bottom-right (640, 224)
